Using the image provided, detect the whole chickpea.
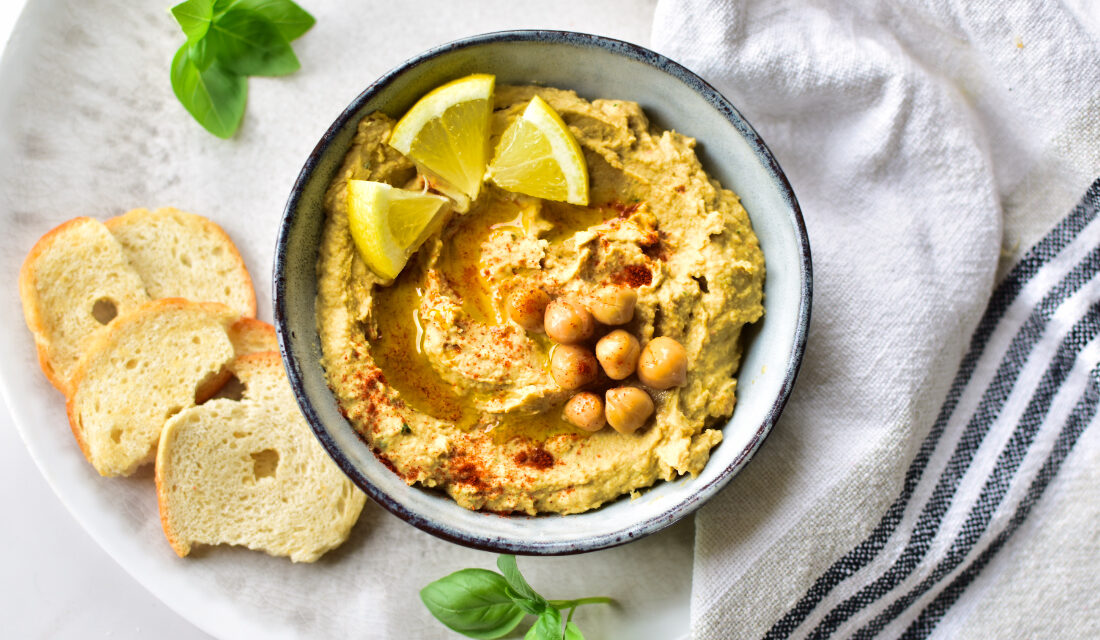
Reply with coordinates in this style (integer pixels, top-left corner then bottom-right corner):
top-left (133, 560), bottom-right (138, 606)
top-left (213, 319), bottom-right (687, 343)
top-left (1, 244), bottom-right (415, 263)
top-left (506, 284), bottom-right (551, 332)
top-left (637, 336), bottom-right (688, 389)
top-left (588, 286), bottom-right (637, 325)
top-left (544, 299), bottom-right (595, 344)
top-left (604, 387), bottom-right (655, 434)
top-left (550, 344), bottom-right (598, 389)
top-left (595, 329), bottom-right (642, 380)
top-left (563, 392), bottom-right (606, 432)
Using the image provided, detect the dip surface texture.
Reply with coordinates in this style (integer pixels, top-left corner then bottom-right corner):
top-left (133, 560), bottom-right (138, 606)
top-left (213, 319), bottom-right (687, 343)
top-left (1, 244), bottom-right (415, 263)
top-left (315, 85), bottom-right (765, 514)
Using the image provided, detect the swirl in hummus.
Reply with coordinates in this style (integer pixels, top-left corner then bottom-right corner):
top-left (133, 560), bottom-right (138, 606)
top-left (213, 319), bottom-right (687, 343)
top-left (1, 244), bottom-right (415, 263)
top-left (315, 85), bottom-right (764, 515)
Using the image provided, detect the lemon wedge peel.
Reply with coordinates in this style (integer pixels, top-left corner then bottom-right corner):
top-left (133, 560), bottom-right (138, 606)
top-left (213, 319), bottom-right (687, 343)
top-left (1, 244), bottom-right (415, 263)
top-left (346, 180), bottom-right (449, 281)
top-left (388, 74), bottom-right (495, 203)
top-left (487, 95), bottom-right (589, 206)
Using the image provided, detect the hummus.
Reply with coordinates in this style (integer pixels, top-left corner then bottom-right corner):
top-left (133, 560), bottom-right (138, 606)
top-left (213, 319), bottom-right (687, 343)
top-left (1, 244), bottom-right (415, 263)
top-left (316, 85), bottom-right (765, 515)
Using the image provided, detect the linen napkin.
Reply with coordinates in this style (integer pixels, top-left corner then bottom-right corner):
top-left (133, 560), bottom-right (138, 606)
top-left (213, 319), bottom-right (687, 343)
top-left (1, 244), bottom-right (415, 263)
top-left (652, 0), bottom-right (1100, 638)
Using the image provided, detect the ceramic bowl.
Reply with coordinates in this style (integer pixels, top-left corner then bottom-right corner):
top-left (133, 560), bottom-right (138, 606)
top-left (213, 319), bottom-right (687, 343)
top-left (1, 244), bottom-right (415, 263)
top-left (273, 30), bottom-right (811, 555)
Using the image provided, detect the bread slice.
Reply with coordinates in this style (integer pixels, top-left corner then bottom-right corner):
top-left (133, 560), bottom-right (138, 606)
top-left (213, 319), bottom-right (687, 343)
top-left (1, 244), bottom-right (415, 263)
top-left (19, 217), bottom-right (151, 395)
top-left (155, 352), bottom-right (365, 562)
top-left (228, 317), bottom-right (279, 356)
top-left (105, 207), bottom-right (257, 318)
top-left (66, 299), bottom-right (238, 477)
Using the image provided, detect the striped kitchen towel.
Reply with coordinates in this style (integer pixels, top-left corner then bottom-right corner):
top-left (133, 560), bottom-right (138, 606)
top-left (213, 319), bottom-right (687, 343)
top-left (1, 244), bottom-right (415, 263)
top-left (652, 0), bottom-right (1100, 637)
top-left (766, 183), bottom-right (1100, 639)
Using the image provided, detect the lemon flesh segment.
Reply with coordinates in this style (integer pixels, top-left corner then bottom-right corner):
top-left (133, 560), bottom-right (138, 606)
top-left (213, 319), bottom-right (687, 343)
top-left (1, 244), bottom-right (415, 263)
top-left (388, 74), bottom-right (494, 202)
top-left (487, 95), bottom-right (589, 206)
top-left (346, 180), bottom-right (449, 281)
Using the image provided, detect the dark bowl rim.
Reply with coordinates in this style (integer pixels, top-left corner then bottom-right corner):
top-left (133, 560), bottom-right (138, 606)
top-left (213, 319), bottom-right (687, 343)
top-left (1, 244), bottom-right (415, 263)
top-left (273, 29), bottom-right (812, 555)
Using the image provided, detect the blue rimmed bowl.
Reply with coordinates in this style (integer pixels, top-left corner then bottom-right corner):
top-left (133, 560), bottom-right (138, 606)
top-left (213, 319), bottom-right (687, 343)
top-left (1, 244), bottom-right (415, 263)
top-left (273, 30), bottom-right (811, 555)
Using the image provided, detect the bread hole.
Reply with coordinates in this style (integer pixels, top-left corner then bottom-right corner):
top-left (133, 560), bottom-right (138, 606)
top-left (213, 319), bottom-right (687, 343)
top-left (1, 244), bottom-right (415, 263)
top-left (251, 449), bottom-right (279, 479)
top-left (195, 366), bottom-right (230, 403)
top-left (693, 275), bottom-right (709, 293)
top-left (125, 359), bottom-right (138, 370)
top-left (232, 431), bottom-right (251, 438)
top-left (336, 496), bottom-right (346, 513)
top-left (224, 286), bottom-right (231, 296)
top-left (92, 298), bottom-right (118, 325)
top-left (180, 254), bottom-right (192, 267)
top-left (192, 336), bottom-right (201, 344)
top-left (212, 246), bottom-right (223, 256)
top-left (209, 374), bottom-right (246, 402)
top-left (166, 406), bottom-right (183, 419)
top-left (110, 428), bottom-right (122, 444)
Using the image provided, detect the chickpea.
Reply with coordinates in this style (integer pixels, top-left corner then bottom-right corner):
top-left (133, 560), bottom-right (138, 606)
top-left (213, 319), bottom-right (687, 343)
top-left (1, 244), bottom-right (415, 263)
top-left (550, 344), bottom-right (599, 389)
top-left (588, 286), bottom-right (637, 325)
top-left (604, 387), bottom-right (655, 434)
top-left (637, 336), bottom-right (688, 389)
top-left (595, 330), bottom-right (641, 380)
top-left (563, 392), bottom-right (606, 432)
top-left (544, 299), bottom-right (595, 344)
top-left (506, 284), bottom-right (551, 332)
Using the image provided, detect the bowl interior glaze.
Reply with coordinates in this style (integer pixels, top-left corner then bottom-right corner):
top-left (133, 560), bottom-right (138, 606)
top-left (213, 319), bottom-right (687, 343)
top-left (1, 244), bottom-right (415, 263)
top-left (274, 31), bottom-right (810, 555)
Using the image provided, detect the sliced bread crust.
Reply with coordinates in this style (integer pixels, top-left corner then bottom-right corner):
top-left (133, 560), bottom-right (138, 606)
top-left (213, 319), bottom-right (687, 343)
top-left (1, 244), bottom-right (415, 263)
top-left (19, 217), bottom-right (151, 395)
top-left (105, 207), bottom-right (257, 318)
top-left (155, 351), bottom-right (366, 562)
top-left (67, 299), bottom-right (238, 477)
top-left (228, 317), bottom-right (279, 356)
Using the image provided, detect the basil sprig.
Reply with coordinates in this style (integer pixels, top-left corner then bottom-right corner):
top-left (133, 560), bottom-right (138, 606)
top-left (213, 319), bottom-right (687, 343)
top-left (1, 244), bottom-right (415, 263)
top-left (169, 0), bottom-right (314, 138)
top-left (420, 555), bottom-right (613, 640)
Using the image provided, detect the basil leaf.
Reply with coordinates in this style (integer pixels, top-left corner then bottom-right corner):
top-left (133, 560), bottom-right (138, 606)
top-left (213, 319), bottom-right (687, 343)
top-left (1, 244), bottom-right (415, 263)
top-left (497, 555), bottom-right (549, 609)
top-left (222, 0), bottom-right (315, 41)
top-left (206, 9), bottom-right (299, 77)
top-left (171, 0), bottom-right (214, 44)
top-left (563, 622), bottom-right (585, 640)
top-left (524, 608), bottom-right (563, 640)
top-left (419, 568), bottom-right (526, 640)
top-left (188, 37), bottom-right (215, 71)
top-left (506, 590), bottom-right (546, 616)
top-left (212, 0), bottom-right (237, 14)
top-left (170, 43), bottom-right (247, 139)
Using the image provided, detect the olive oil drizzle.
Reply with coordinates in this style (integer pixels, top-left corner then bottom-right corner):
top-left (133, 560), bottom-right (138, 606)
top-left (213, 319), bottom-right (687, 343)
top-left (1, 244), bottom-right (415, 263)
top-left (369, 189), bottom-right (621, 441)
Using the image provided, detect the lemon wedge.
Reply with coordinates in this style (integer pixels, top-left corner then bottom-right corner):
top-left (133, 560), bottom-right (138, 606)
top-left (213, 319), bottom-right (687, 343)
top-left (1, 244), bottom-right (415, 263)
top-left (388, 74), bottom-right (495, 206)
top-left (486, 95), bottom-right (589, 206)
top-left (346, 179), bottom-right (449, 280)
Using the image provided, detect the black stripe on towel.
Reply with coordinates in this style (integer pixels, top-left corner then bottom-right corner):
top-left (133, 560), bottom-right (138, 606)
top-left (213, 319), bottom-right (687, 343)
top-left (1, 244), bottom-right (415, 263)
top-left (853, 299), bottom-right (1100, 637)
top-left (808, 258), bottom-right (1100, 639)
top-left (765, 177), bottom-right (1100, 639)
top-left (901, 364), bottom-right (1100, 638)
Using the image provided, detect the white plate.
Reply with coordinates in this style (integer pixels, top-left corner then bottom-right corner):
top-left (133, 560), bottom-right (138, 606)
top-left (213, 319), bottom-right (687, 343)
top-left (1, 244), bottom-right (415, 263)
top-left (0, 0), bottom-right (692, 638)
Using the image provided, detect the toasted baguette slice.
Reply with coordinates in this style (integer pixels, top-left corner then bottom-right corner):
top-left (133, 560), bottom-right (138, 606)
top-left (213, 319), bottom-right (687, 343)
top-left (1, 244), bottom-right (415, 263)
top-left (156, 352), bottom-right (365, 562)
top-left (106, 207), bottom-right (257, 318)
top-left (19, 217), bottom-right (151, 395)
top-left (67, 299), bottom-right (238, 477)
top-left (228, 317), bottom-right (279, 355)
